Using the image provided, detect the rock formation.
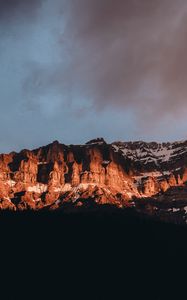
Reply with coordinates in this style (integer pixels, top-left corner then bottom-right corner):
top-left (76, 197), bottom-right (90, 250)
top-left (1, 138), bottom-right (187, 216)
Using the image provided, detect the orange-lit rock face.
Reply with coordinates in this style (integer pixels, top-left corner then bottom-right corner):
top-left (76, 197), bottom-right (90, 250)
top-left (142, 177), bottom-right (159, 196)
top-left (160, 179), bottom-right (170, 193)
top-left (14, 158), bottom-right (38, 184)
top-left (1, 139), bottom-right (187, 210)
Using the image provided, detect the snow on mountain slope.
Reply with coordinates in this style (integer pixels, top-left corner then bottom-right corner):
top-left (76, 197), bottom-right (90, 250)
top-left (112, 140), bottom-right (187, 168)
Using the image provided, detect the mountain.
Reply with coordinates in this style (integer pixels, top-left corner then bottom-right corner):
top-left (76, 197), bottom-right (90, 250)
top-left (1, 137), bottom-right (187, 223)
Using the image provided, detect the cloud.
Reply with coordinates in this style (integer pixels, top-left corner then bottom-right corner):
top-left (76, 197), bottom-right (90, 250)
top-left (17, 0), bottom-right (187, 124)
top-left (0, 0), bottom-right (43, 20)
top-left (61, 0), bottom-right (187, 121)
top-left (1, 0), bottom-right (187, 152)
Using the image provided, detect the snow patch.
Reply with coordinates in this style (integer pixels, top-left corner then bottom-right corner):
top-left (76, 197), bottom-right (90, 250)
top-left (163, 171), bottom-right (171, 175)
top-left (60, 184), bottom-right (72, 192)
top-left (3, 197), bottom-right (11, 202)
top-left (112, 145), bottom-right (119, 152)
top-left (6, 180), bottom-right (16, 187)
top-left (172, 208), bottom-right (180, 212)
top-left (102, 160), bottom-right (110, 165)
top-left (167, 207), bottom-right (180, 212)
top-left (27, 184), bottom-right (48, 193)
top-left (126, 192), bottom-right (133, 198)
top-left (38, 162), bottom-right (48, 165)
top-left (55, 199), bottom-right (61, 205)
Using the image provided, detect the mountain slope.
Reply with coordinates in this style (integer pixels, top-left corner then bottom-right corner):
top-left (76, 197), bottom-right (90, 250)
top-left (1, 137), bottom-right (187, 222)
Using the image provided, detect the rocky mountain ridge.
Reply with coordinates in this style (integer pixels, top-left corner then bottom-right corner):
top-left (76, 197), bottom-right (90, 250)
top-left (1, 137), bottom-right (187, 221)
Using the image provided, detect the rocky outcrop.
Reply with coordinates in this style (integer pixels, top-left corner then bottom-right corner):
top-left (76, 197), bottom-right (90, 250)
top-left (0, 139), bottom-right (138, 210)
top-left (1, 138), bottom-right (187, 211)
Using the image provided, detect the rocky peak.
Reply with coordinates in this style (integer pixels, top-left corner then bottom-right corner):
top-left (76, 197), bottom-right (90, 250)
top-left (85, 138), bottom-right (107, 145)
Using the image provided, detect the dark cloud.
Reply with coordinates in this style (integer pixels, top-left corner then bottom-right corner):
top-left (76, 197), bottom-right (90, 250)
top-left (0, 0), bottom-right (42, 20)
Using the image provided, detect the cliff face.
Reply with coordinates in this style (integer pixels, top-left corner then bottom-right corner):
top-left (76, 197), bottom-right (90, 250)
top-left (0, 139), bottom-right (138, 210)
top-left (1, 138), bottom-right (187, 212)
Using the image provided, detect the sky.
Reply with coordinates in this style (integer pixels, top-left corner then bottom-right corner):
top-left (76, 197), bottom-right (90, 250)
top-left (1, 0), bottom-right (187, 152)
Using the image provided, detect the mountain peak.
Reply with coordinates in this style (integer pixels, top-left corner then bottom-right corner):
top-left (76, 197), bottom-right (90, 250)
top-left (85, 138), bottom-right (107, 145)
top-left (51, 140), bottom-right (60, 145)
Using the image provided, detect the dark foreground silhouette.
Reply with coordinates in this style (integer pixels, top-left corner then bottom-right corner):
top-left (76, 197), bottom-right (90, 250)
top-left (0, 207), bottom-right (186, 299)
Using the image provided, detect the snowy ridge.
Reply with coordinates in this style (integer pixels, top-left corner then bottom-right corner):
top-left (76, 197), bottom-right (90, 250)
top-left (112, 140), bottom-right (187, 166)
